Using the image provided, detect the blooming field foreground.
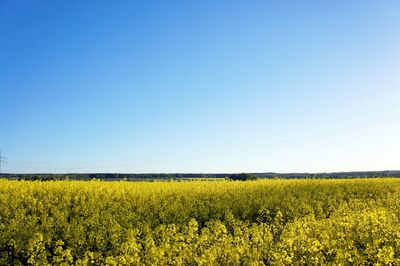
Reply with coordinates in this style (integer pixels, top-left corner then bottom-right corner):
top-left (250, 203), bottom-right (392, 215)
top-left (1, 179), bottom-right (400, 265)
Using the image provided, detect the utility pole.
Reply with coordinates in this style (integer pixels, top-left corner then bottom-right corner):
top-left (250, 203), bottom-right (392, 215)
top-left (0, 150), bottom-right (6, 174)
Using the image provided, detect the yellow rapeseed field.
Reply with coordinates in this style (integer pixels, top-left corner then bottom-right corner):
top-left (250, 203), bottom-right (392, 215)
top-left (1, 178), bottom-right (400, 265)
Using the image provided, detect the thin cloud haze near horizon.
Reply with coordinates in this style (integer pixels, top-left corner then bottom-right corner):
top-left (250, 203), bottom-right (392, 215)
top-left (0, 1), bottom-right (399, 173)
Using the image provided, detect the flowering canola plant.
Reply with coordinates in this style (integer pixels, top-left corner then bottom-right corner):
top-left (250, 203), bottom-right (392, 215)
top-left (0, 178), bottom-right (400, 265)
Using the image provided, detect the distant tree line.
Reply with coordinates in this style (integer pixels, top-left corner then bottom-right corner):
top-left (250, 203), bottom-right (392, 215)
top-left (228, 173), bottom-right (258, 181)
top-left (1, 170), bottom-right (400, 181)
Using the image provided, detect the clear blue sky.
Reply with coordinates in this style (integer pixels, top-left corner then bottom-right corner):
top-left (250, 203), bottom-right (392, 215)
top-left (1, 1), bottom-right (399, 173)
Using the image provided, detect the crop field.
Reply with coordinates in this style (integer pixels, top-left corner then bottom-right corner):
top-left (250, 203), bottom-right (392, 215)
top-left (1, 178), bottom-right (400, 265)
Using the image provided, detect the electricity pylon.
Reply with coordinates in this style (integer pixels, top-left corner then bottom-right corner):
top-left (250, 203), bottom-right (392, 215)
top-left (0, 150), bottom-right (7, 174)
